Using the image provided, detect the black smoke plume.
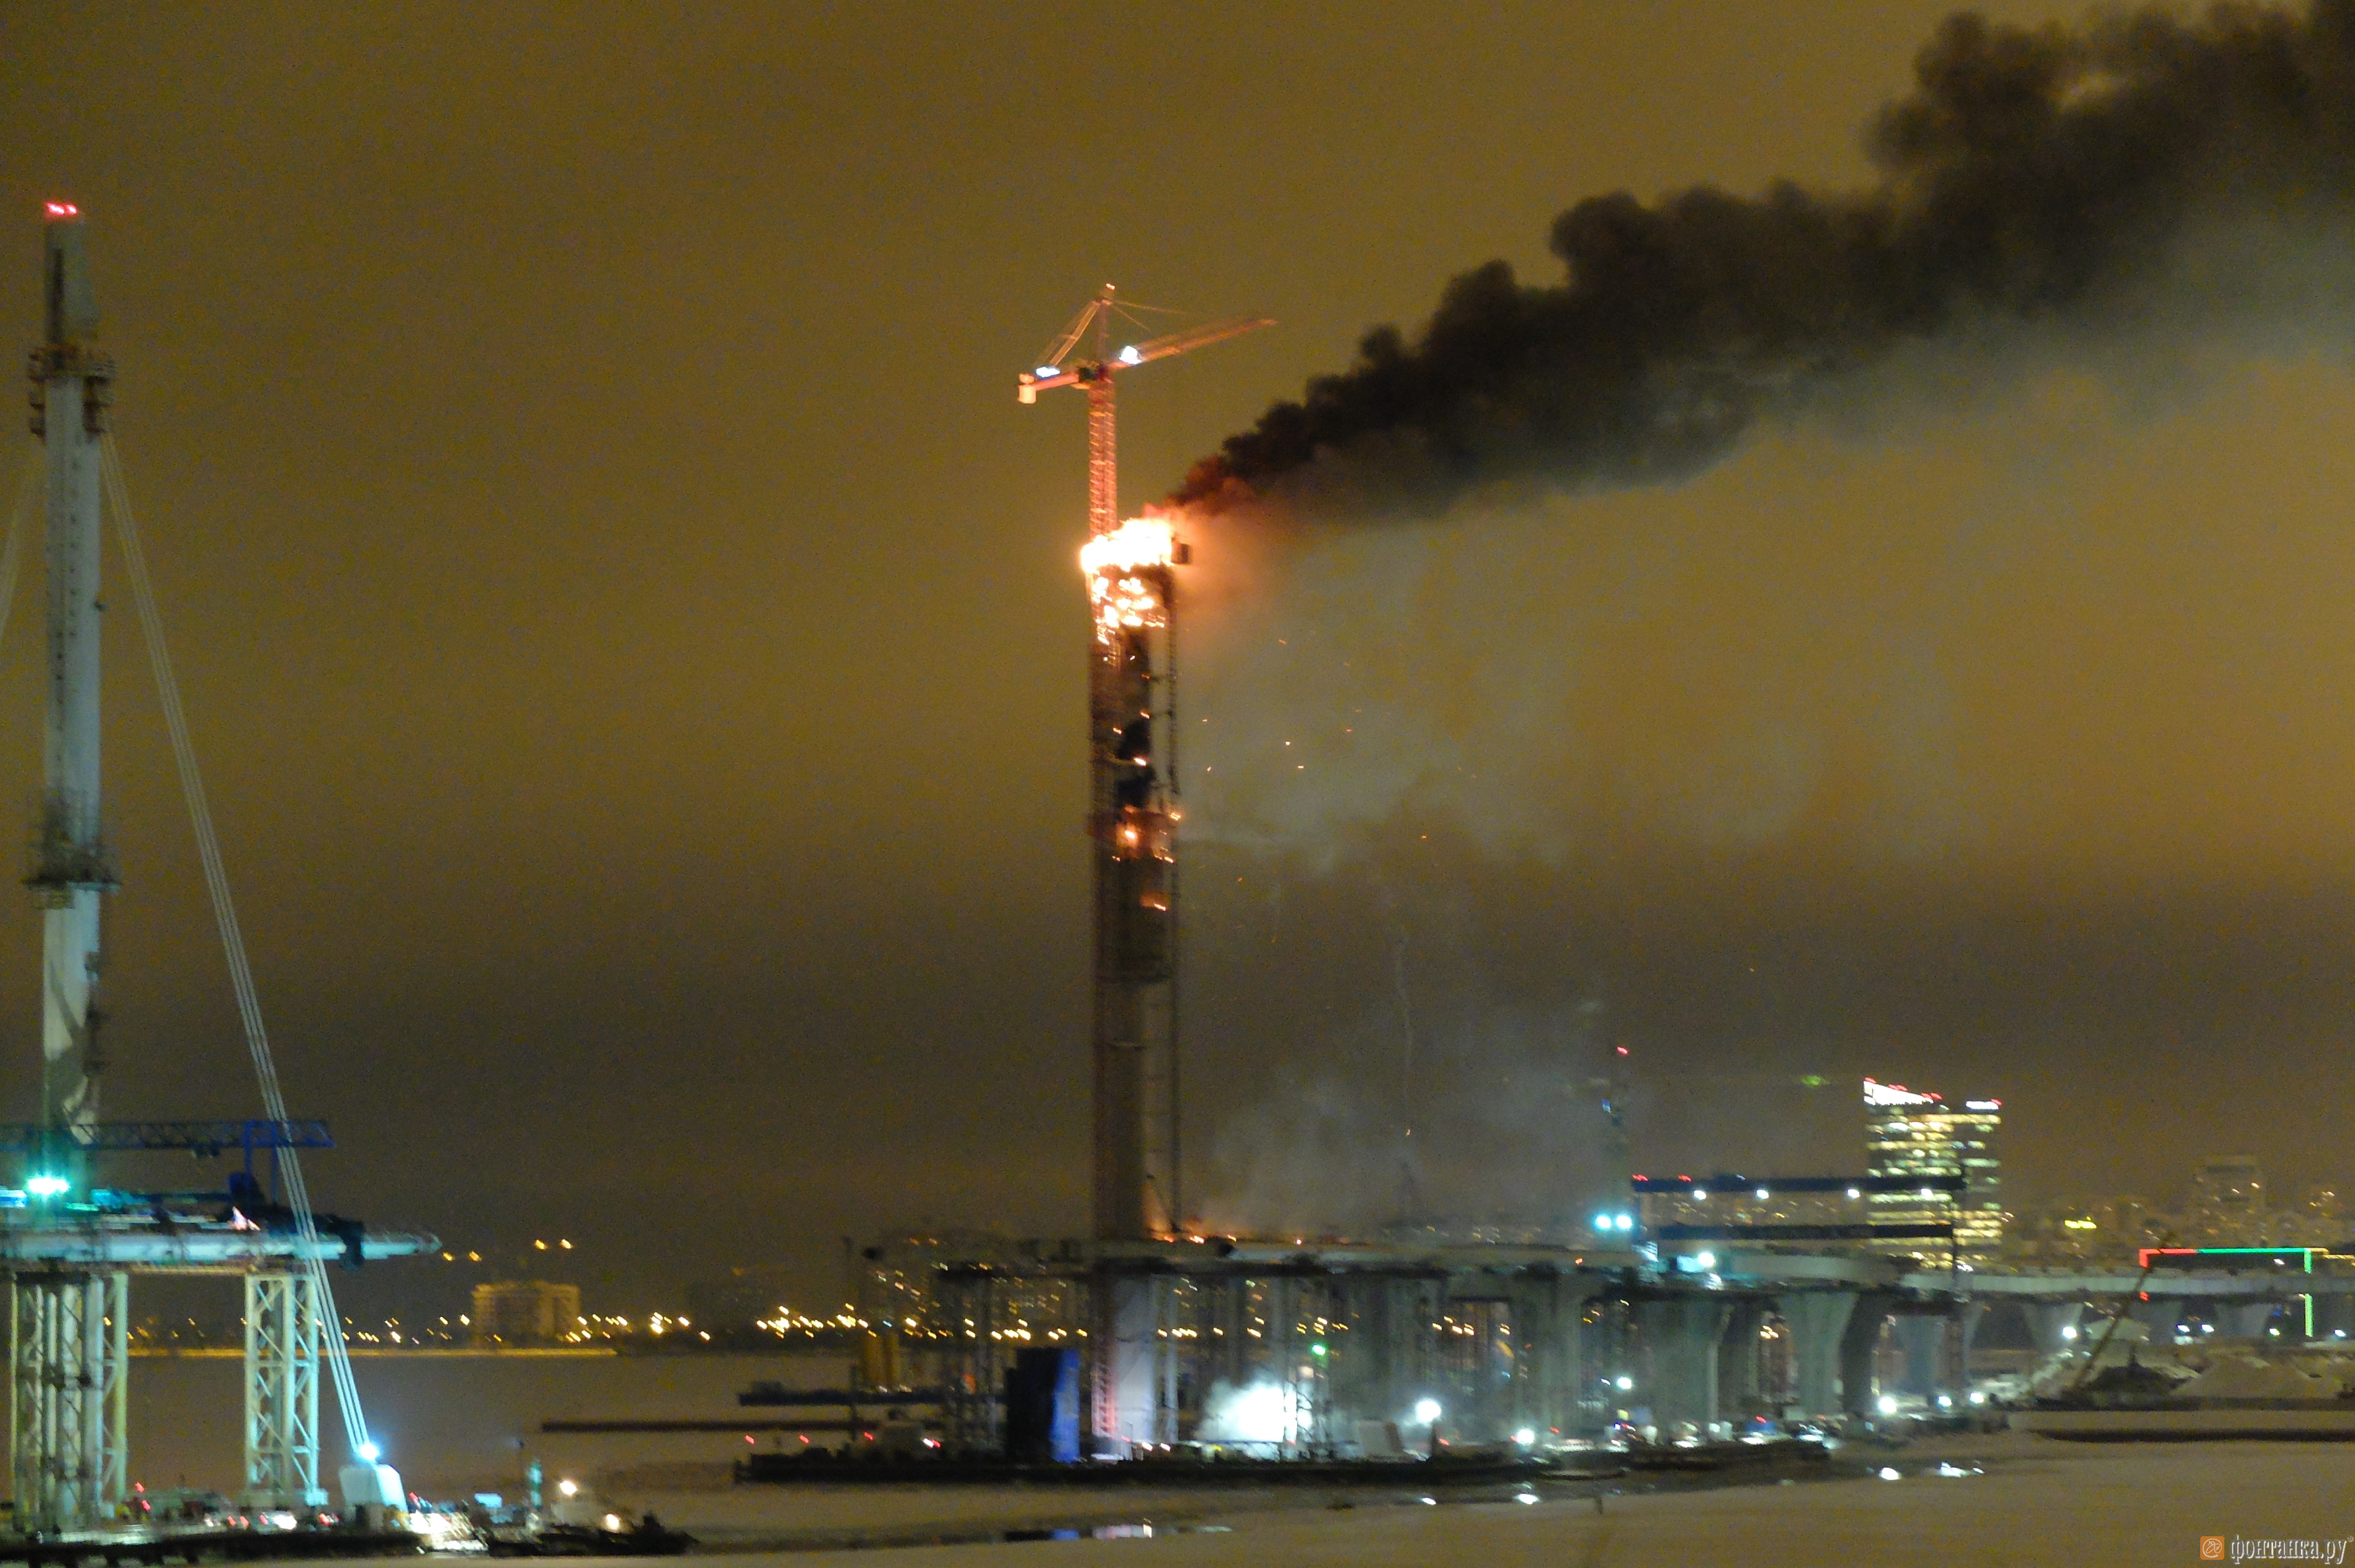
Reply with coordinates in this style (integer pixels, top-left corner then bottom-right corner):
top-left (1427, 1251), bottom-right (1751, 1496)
top-left (1176, 2), bottom-right (2355, 513)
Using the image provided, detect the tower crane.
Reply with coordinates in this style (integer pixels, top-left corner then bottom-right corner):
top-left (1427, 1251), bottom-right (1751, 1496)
top-left (1014, 283), bottom-right (1272, 1251)
top-left (1016, 285), bottom-right (1270, 1453)
top-left (1019, 284), bottom-right (1272, 537)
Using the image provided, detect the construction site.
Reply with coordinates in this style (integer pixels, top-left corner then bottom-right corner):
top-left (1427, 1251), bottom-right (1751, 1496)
top-left (748, 285), bottom-right (2355, 1470)
top-left (11, 216), bottom-right (2355, 1526)
top-left (1, 207), bottom-right (435, 1543)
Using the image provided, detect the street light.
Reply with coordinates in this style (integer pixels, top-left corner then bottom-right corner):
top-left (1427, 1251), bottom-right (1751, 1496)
top-left (1414, 1398), bottom-right (1442, 1459)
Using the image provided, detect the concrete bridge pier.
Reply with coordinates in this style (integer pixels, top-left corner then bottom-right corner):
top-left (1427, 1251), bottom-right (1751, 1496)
top-left (1892, 1311), bottom-right (1945, 1398)
top-left (1717, 1301), bottom-right (1769, 1418)
top-left (1956, 1301), bottom-right (1986, 1391)
top-left (2024, 1300), bottom-right (2084, 1358)
top-left (1094, 1272), bottom-right (1163, 1452)
top-left (2217, 1300), bottom-right (2276, 1340)
top-left (2314, 1294), bottom-right (2355, 1341)
top-left (2127, 1296), bottom-right (2184, 1337)
top-left (1839, 1294), bottom-right (1895, 1416)
top-left (1634, 1297), bottom-right (1727, 1434)
top-left (1776, 1291), bottom-right (1856, 1417)
top-left (1507, 1274), bottom-right (1597, 1440)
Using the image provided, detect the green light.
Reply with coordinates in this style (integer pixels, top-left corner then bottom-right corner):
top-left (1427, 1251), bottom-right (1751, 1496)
top-left (25, 1174), bottom-right (68, 1198)
top-left (2142, 1246), bottom-right (2318, 1273)
top-left (1310, 1343), bottom-right (1327, 1357)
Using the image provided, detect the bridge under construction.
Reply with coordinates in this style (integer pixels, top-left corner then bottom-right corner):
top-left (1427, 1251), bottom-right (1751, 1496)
top-left (849, 1227), bottom-right (2355, 1457)
top-left (6, 207), bottom-right (432, 1534)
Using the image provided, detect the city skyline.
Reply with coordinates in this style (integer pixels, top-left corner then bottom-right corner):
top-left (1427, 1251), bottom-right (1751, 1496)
top-left (10, 5), bottom-right (2355, 1314)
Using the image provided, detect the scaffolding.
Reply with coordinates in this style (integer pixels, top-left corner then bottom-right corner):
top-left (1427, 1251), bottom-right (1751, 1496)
top-left (1, 1237), bottom-right (423, 1533)
top-left (9, 1269), bottom-right (127, 1533)
top-left (244, 1267), bottom-right (325, 1507)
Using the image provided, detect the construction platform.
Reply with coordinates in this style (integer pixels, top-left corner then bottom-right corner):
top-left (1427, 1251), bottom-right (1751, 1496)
top-left (734, 1452), bottom-right (1548, 1486)
top-left (845, 1231), bottom-right (2355, 1459)
top-left (0, 1145), bottom-right (433, 1537)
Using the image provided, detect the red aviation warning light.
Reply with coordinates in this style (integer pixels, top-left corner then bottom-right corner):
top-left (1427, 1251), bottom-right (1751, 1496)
top-left (43, 203), bottom-right (78, 220)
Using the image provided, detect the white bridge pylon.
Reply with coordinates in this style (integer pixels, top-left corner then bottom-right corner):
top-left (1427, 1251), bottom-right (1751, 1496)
top-left (2, 208), bottom-right (434, 1532)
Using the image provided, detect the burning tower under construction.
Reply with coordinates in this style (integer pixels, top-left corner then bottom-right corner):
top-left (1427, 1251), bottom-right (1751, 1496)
top-left (838, 284), bottom-right (2041, 1461)
top-left (1019, 290), bottom-right (1269, 1450)
top-left (1019, 290), bottom-right (1270, 1244)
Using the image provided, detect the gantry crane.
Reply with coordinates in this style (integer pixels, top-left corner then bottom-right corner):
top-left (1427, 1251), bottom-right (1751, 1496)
top-left (1019, 285), bottom-right (1272, 538)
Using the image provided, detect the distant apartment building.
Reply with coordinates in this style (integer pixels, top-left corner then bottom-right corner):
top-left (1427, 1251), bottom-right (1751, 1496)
top-left (2193, 1154), bottom-right (2264, 1210)
top-left (1862, 1078), bottom-right (2005, 1264)
top-left (2165, 1158), bottom-right (2354, 1248)
top-left (2182, 1154), bottom-right (2265, 1244)
top-left (2012, 1170), bottom-right (2347, 1261)
top-left (470, 1280), bottom-right (582, 1345)
top-left (2005, 1195), bottom-right (2155, 1265)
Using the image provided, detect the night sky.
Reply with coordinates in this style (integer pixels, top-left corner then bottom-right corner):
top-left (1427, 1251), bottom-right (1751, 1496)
top-left (4, 2), bottom-right (2353, 1316)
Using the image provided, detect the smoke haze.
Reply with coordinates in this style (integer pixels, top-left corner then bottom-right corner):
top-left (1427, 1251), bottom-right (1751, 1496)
top-left (15, 1), bottom-right (2355, 1301)
top-left (1176, 360), bottom-right (2355, 1231)
top-left (1149, 4), bottom-right (2355, 1234)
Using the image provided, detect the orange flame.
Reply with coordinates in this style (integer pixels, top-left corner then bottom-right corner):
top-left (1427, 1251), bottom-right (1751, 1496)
top-left (1081, 517), bottom-right (1176, 641)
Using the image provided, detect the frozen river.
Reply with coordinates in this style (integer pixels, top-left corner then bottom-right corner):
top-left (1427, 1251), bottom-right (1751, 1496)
top-left (128, 1433), bottom-right (2355, 1567)
top-left (114, 1359), bottom-right (2355, 1564)
top-left (127, 1348), bottom-right (844, 1498)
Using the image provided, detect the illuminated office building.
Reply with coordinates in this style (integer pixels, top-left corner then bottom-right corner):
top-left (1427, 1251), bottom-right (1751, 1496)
top-left (1862, 1078), bottom-right (2004, 1264)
